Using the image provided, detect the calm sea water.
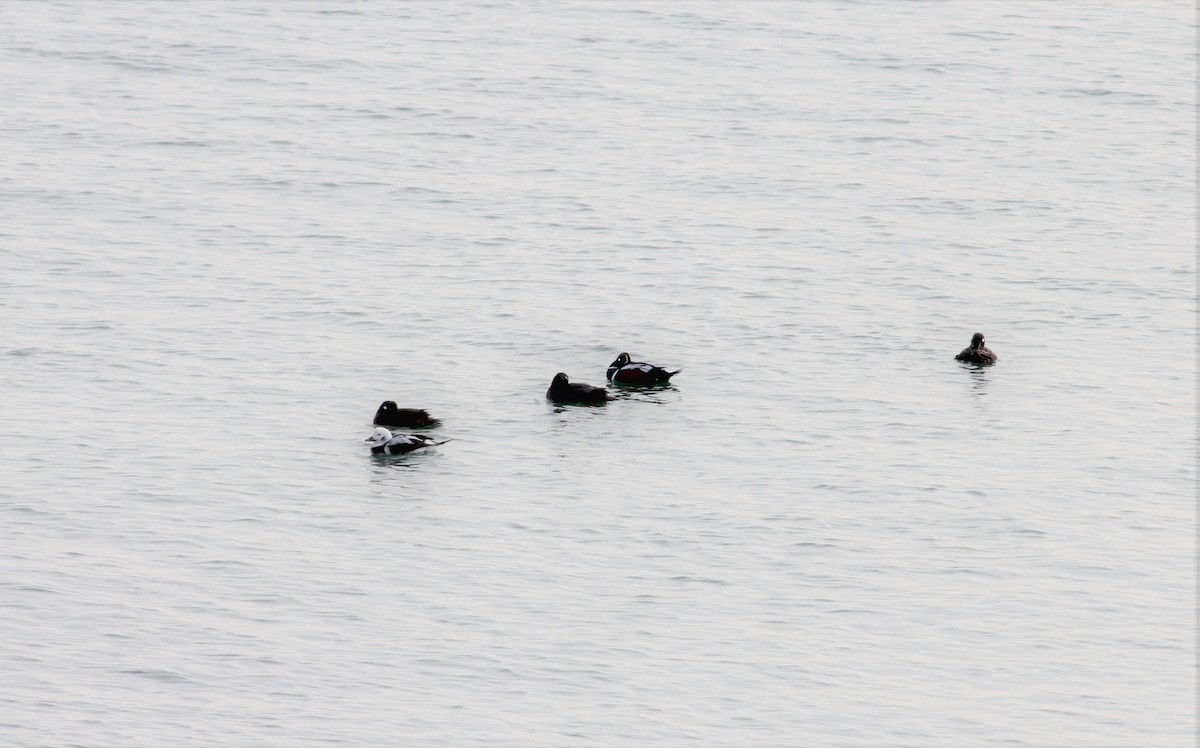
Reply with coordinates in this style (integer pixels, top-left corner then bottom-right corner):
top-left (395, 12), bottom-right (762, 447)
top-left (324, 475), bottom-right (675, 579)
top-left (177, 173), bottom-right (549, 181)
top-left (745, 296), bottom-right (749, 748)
top-left (1, 2), bottom-right (1195, 746)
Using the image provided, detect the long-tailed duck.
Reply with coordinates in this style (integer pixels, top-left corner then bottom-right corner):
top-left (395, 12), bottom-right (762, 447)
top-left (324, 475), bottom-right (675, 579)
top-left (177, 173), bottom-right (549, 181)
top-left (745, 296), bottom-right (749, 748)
top-left (365, 427), bottom-right (449, 455)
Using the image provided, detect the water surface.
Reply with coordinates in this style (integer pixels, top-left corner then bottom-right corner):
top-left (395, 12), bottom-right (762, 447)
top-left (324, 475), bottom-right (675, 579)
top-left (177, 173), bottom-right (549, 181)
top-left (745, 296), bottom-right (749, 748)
top-left (1, 2), bottom-right (1195, 746)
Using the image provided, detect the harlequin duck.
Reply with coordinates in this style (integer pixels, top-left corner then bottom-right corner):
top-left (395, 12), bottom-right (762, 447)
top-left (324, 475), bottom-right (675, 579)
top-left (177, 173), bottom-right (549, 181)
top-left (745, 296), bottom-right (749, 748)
top-left (606, 352), bottom-right (681, 385)
top-left (546, 373), bottom-right (609, 404)
top-left (365, 427), bottom-right (450, 455)
top-left (373, 401), bottom-right (438, 428)
top-left (955, 333), bottom-right (998, 365)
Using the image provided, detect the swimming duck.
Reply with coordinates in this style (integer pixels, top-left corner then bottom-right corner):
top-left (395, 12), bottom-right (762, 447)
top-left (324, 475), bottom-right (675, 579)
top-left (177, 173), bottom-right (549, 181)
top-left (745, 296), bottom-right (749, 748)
top-left (955, 333), bottom-right (998, 365)
top-left (373, 401), bottom-right (438, 428)
top-left (606, 352), bottom-right (681, 385)
top-left (546, 373), bottom-right (609, 404)
top-left (365, 427), bottom-right (449, 455)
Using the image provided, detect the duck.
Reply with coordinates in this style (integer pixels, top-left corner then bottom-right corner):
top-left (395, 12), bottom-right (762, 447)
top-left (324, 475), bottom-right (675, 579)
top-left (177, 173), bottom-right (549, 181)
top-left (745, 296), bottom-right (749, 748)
top-left (365, 427), bottom-right (450, 455)
top-left (546, 372), bottom-right (609, 404)
top-left (373, 401), bottom-right (438, 428)
top-left (606, 352), bottom-right (681, 385)
top-left (955, 332), bottom-right (998, 365)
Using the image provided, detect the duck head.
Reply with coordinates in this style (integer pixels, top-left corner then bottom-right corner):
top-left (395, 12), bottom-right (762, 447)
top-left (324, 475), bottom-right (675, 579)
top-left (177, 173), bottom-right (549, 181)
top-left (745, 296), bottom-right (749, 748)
top-left (611, 352), bottom-right (631, 367)
top-left (971, 333), bottom-right (986, 348)
top-left (365, 427), bottom-right (393, 447)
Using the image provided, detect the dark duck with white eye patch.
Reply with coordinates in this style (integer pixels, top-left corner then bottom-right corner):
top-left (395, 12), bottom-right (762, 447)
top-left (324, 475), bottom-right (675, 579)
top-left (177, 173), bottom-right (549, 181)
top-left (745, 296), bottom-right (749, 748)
top-left (606, 352), bottom-right (681, 385)
top-left (365, 427), bottom-right (449, 455)
top-left (546, 373), bottom-right (609, 404)
top-left (955, 333), bottom-right (998, 365)
top-left (373, 401), bottom-right (438, 428)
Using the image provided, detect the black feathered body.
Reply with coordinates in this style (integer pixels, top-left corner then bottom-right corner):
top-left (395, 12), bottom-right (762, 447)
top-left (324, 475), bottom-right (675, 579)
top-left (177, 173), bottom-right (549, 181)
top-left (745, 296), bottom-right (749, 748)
top-left (374, 401), bottom-right (438, 428)
top-left (955, 334), bottom-right (998, 365)
top-left (547, 373), bottom-right (609, 404)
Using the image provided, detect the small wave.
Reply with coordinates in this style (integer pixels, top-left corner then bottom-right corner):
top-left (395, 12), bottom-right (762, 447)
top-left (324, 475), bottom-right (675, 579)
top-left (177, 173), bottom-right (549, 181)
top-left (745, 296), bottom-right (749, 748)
top-left (145, 140), bottom-right (210, 148)
top-left (670, 575), bottom-right (727, 585)
top-left (120, 669), bottom-right (191, 684)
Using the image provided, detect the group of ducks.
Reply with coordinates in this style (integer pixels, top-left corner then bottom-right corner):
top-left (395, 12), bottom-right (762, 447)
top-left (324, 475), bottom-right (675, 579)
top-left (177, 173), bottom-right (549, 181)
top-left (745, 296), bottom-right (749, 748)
top-left (366, 334), bottom-right (998, 456)
top-left (546, 351), bottom-right (681, 405)
top-left (365, 351), bottom-right (682, 455)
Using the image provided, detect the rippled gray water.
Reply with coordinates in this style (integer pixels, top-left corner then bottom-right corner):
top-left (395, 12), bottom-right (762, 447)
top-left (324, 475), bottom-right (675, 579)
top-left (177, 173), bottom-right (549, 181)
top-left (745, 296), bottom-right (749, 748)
top-left (1, 2), bottom-right (1195, 746)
